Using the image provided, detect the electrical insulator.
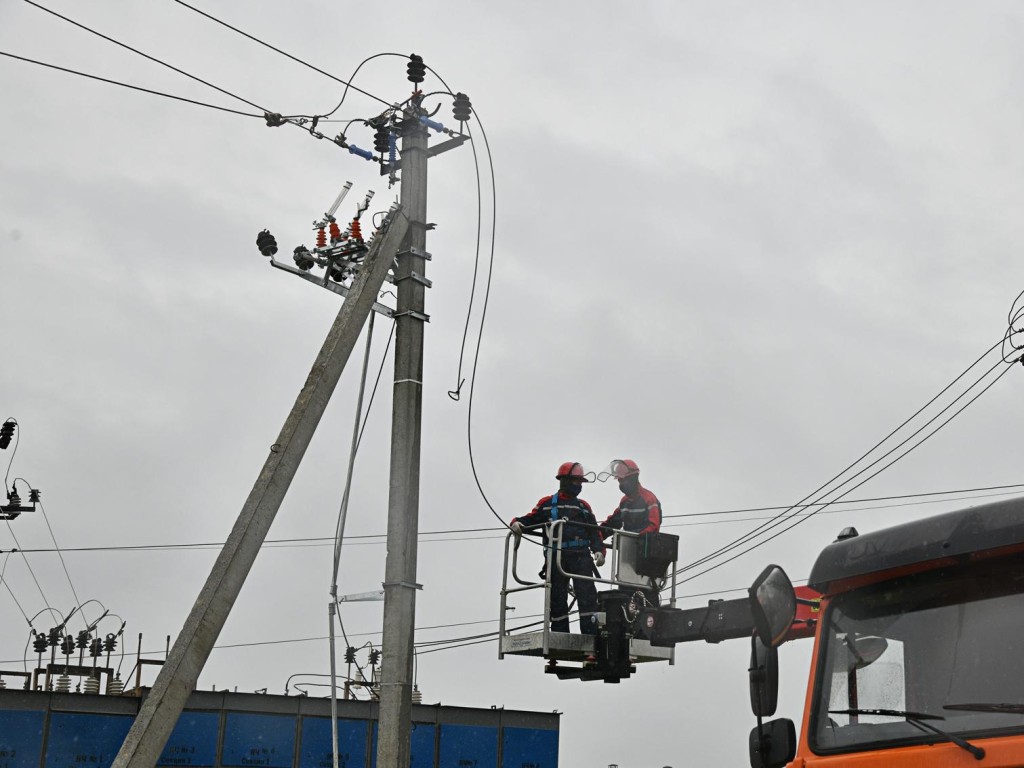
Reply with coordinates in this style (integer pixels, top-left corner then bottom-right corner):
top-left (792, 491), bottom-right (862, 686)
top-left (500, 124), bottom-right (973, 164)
top-left (418, 116), bottom-right (444, 133)
top-left (0, 420), bottom-right (14, 450)
top-left (60, 636), bottom-right (75, 656)
top-left (48, 627), bottom-right (61, 647)
top-left (411, 685), bottom-right (422, 704)
top-left (368, 649), bottom-right (380, 666)
top-left (293, 246), bottom-right (315, 271)
top-left (350, 219), bottom-right (363, 242)
top-left (256, 229), bottom-right (278, 257)
top-left (55, 674), bottom-right (71, 693)
top-left (33, 633), bottom-right (48, 654)
top-left (106, 674), bottom-right (123, 696)
top-left (373, 124), bottom-right (390, 155)
top-left (28, 489), bottom-right (40, 503)
top-left (316, 227), bottom-right (327, 248)
top-left (344, 647), bottom-right (357, 664)
top-left (453, 93), bottom-right (472, 123)
top-left (82, 676), bottom-right (100, 695)
top-left (329, 221), bottom-right (342, 243)
top-left (406, 53), bottom-right (425, 84)
top-left (76, 630), bottom-right (90, 649)
top-left (6, 490), bottom-right (21, 508)
top-left (329, 264), bottom-right (348, 283)
top-left (102, 633), bottom-right (117, 654)
top-left (347, 144), bottom-right (374, 161)
top-left (89, 638), bottom-right (102, 658)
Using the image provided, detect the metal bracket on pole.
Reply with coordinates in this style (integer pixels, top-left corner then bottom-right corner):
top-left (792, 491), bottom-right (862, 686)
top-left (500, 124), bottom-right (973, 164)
top-left (396, 247), bottom-right (431, 261)
top-left (337, 590), bottom-right (386, 603)
top-left (392, 310), bottom-right (430, 323)
top-left (380, 134), bottom-right (470, 175)
top-left (268, 258), bottom-right (396, 316)
top-left (382, 581), bottom-right (423, 590)
top-left (393, 272), bottom-right (432, 288)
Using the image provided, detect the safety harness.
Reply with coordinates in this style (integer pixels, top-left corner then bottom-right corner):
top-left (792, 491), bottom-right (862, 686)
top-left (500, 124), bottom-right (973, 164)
top-left (549, 494), bottom-right (592, 549)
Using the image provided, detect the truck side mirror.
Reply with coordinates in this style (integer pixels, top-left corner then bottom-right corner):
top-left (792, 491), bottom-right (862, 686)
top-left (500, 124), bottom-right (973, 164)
top-left (749, 634), bottom-right (778, 718)
top-left (748, 718), bottom-right (796, 768)
top-left (748, 565), bottom-right (796, 648)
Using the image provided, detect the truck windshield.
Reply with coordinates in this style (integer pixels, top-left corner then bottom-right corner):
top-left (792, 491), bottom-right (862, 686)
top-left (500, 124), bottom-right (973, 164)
top-left (810, 558), bottom-right (1024, 754)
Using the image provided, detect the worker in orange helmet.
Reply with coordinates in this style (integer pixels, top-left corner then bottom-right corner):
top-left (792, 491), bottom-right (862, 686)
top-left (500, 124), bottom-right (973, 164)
top-left (600, 459), bottom-right (663, 610)
top-left (510, 462), bottom-right (605, 635)
top-left (600, 459), bottom-right (662, 537)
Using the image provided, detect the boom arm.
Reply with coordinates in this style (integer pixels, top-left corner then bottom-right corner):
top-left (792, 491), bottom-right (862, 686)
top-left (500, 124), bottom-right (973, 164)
top-left (642, 585), bottom-right (820, 647)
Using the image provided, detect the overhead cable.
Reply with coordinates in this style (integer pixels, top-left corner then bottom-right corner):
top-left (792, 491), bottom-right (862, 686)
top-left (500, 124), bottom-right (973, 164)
top-left (22, 0), bottom-right (269, 114)
top-left (678, 357), bottom-right (1016, 584)
top-left (677, 335), bottom-right (1010, 578)
top-left (0, 50), bottom-right (263, 118)
top-left (169, 0), bottom-right (392, 108)
top-left (5, 482), bottom-right (1022, 556)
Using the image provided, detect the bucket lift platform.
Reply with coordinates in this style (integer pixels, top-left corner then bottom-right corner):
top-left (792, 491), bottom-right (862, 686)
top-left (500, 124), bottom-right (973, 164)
top-left (499, 521), bottom-right (679, 682)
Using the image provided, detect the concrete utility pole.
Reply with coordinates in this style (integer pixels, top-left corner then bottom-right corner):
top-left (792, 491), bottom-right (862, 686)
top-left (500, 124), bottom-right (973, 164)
top-left (376, 100), bottom-right (429, 768)
top-left (111, 210), bottom-right (409, 768)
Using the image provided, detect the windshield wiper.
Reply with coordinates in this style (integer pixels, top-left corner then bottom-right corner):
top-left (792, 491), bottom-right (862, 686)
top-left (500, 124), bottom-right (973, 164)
top-left (945, 702), bottom-right (1024, 715)
top-left (829, 708), bottom-right (985, 761)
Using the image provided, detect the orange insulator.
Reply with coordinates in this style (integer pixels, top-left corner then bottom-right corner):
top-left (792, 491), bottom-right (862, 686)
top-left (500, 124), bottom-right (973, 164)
top-left (316, 227), bottom-right (327, 248)
top-left (351, 219), bottom-right (362, 241)
top-left (329, 221), bottom-right (342, 242)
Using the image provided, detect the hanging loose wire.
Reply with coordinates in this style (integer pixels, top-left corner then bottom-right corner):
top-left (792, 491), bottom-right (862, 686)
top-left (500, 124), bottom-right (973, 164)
top-left (416, 65), bottom-right (515, 539)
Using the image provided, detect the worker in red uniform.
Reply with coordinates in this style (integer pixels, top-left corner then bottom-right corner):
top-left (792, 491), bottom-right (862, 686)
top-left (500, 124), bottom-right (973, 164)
top-left (600, 458), bottom-right (664, 614)
top-left (510, 462), bottom-right (605, 635)
top-left (600, 459), bottom-right (662, 537)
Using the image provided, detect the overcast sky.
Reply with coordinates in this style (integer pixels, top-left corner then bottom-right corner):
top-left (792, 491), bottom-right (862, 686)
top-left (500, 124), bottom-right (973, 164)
top-left (2, 2), bottom-right (1024, 766)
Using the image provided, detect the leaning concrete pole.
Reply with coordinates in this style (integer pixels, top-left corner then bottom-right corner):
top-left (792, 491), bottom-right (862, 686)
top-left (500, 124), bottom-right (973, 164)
top-left (112, 209), bottom-right (409, 768)
top-left (376, 108), bottom-right (429, 768)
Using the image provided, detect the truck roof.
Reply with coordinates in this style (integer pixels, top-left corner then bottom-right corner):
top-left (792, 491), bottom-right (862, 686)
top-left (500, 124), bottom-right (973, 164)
top-left (807, 495), bottom-right (1024, 593)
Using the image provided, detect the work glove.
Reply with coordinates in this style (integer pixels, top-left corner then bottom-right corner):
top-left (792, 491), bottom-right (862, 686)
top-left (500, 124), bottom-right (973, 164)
top-left (593, 550), bottom-right (606, 568)
top-left (510, 521), bottom-right (525, 537)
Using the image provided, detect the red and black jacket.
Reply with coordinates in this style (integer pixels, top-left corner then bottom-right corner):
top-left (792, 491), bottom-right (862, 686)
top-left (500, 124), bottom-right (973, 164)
top-left (600, 486), bottom-right (662, 537)
top-left (512, 492), bottom-right (604, 553)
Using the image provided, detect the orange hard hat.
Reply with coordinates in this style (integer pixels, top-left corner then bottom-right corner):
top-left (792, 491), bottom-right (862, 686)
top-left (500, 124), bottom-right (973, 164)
top-left (610, 459), bottom-right (640, 480)
top-left (555, 461), bottom-right (591, 482)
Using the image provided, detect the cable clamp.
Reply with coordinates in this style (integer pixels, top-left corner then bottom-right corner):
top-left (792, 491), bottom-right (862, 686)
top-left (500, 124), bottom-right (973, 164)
top-left (393, 271), bottom-right (432, 287)
top-left (393, 378), bottom-right (423, 387)
top-left (381, 580), bottom-right (423, 590)
top-left (392, 310), bottom-right (430, 322)
top-left (396, 247), bottom-right (432, 261)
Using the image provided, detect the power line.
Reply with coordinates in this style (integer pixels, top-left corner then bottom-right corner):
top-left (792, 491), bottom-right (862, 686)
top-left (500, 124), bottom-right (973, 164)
top-left (676, 336), bottom-right (1011, 578)
top-left (22, 0), bottom-right (269, 114)
top-left (169, 0), bottom-right (392, 108)
top-left (3, 482), bottom-right (1021, 556)
top-left (677, 359), bottom-right (1016, 584)
top-left (33, 497), bottom-right (88, 626)
top-left (0, 50), bottom-right (263, 118)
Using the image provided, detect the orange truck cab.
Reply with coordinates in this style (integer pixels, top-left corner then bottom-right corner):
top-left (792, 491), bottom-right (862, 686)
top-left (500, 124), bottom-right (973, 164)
top-left (642, 496), bottom-right (1024, 767)
top-left (788, 496), bottom-right (1024, 767)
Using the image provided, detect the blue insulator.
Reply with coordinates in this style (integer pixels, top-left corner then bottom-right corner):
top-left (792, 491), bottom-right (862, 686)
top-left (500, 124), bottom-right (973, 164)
top-left (388, 132), bottom-right (397, 165)
top-left (418, 116), bottom-right (445, 133)
top-left (347, 144), bottom-right (373, 161)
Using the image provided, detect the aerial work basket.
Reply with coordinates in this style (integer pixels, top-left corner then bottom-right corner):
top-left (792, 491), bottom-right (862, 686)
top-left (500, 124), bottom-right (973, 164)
top-left (498, 520), bottom-right (677, 682)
